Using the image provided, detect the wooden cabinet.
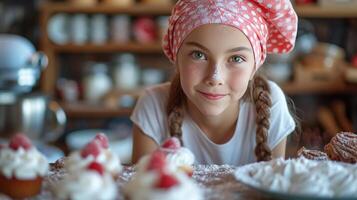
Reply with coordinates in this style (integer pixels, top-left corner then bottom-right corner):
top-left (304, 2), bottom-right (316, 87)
top-left (39, 2), bottom-right (357, 118)
top-left (39, 2), bottom-right (172, 118)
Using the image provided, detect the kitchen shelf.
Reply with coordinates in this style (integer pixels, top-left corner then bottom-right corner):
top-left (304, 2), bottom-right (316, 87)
top-left (281, 81), bottom-right (357, 95)
top-left (51, 42), bottom-right (163, 53)
top-left (39, 2), bottom-right (357, 118)
top-left (294, 4), bottom-right (357, 18)
top-left (59, 81), bottom-right (357, 118)
top-left (41, 2), bottom-right (357, 18)
top-left (41, 2), bottom-right (173, 15)
top-left (60, 102), bottom-right (133, 118)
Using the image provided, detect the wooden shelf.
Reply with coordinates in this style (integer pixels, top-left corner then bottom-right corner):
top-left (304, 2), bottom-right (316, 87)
top-left (41, 2), bottom-right (173, 15)
top-left (60, 82), bottom-right (357, 118)
top-left (294, 4), bottom-right (357, 18)
top-left (281, 81), bottom-right (357, 95)
top-left (51, 42), bottom-right (163, 53)
top-left (40, 2), bottom-right (357, 115)
top-left (41, 3), bottom-right (357, 18)
top-left (61, 102), bottom-right (133, 118)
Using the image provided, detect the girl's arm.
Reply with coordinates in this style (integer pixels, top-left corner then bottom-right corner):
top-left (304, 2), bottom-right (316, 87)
top-left (271, 138), bottom-right (287, 159)
top-left (131, 124), bottom-right (159, 164)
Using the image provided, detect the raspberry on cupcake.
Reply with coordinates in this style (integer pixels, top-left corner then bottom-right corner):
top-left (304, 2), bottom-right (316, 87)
top-left (136, 137), bottom-right (195, 176)
top-left (125, 150), bottom-right (202, 200)
top-left (65, 133), bottom-right (122, 176)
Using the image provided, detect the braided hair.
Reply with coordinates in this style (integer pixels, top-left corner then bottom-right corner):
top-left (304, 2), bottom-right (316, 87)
top-left (166, 73), bottom-right (273, 161)
top-left (166, 73), bottom-right (185, 145)
top-left (251, 76), bottom-right (272, 161)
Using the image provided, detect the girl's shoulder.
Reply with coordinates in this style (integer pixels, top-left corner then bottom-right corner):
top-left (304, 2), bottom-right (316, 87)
top-left (267, 80), bottom-right (287, 103)
top-left (142, 82), bottom-right (171, 97)
top-left (137, 82), bottom-right (171, 108)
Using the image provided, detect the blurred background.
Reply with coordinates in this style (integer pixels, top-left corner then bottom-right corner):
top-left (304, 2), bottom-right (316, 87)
top-left (0, 0), bottom-right (356, 164)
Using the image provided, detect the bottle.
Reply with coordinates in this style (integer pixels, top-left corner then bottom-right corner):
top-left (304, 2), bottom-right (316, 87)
top-left (90, 14), bottom-right (108, 44)
top-left (113, 54), bottom-right (140, 90)
top-left (110, 15), bottom-right (130, 43)
top-left (83, 62), bottom-right (112, 103)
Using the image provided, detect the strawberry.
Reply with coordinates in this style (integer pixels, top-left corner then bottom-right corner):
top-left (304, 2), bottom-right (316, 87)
top-left (147, 150), bottom-right (166, 172)
top-left (87, 161), bottom-right (104, 176)
top-left (80, 140), bottom-right (102, 158)
top-left (161, 137), bottom-right (181, 149)
top-left (9, 134), bottom-right (32, 151)
top-left (94, 133), bottom-right (109, 149)
top-left (155, 172), bottom-right (179, 189)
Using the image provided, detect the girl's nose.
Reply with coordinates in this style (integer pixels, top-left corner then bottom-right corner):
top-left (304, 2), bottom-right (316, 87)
top-left (205, 65), bottom-right (224, 86)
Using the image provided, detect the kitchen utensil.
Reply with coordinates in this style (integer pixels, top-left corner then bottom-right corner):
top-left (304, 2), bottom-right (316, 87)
top-left (0, 93), bottom-right (66, 142)
top-left (0, 34), bottom-right (48, 93)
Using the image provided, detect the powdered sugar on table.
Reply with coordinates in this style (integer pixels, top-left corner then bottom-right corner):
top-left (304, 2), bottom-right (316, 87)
top-left (0, 158), bottom-right (266, 200)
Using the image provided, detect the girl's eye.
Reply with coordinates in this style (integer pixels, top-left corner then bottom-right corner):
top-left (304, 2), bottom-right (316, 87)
top-left (190, 51), bottom-right (206, 60)
top-left (229, 55), bottom-right (245, 63)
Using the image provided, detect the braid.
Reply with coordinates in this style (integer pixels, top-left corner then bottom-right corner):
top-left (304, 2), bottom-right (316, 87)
top-left (166, 73), bottom-right (185, 145)
top-left (252, 75), bottom-right (272, 161)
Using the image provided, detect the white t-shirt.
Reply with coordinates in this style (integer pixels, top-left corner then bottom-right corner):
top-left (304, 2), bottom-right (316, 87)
top-left (130, 81), bottom-right (295, 166)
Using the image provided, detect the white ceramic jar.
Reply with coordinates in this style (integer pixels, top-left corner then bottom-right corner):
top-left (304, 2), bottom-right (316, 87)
top-left (83, 62), bottom-right (112, 103)
top-left (113, 54), bottom-right (140, 90)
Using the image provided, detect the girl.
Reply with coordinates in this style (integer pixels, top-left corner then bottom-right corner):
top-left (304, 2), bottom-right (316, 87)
top-left (131, 0), bottom-right (298, 165)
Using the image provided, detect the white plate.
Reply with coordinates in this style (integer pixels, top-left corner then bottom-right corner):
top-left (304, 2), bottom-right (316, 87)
top-left (234, 161), bottom-right (357, 200)
top-left (66, 129), bottom-right (132, 164)
top-left (47, 13), bottom-right (69, 45)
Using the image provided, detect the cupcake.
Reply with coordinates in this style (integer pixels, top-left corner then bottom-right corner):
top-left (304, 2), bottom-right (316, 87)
top-left (324, 132), bottom-right (357, 163)
top-left (137, 137), bottom-right (195, 176)
top-left (297, 147), bottom-right (329, 161)
top-left (125, 151), bottom-right (202, 200)
top-left (65, 133), bottom-right (122, 176)
top-left (0, 134), bottom-right (49, 199)
top-left (54, 161), bottom-right (117, 200)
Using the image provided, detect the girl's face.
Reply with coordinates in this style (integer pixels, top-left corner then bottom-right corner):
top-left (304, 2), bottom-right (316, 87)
top-left (176, 24), bottom-right (255, 117)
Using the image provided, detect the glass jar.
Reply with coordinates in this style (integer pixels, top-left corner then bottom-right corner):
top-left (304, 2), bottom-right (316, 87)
top-left (83, 62), bottom-right (112, 103)
top-left (113, 54), bottom-right (140, 90)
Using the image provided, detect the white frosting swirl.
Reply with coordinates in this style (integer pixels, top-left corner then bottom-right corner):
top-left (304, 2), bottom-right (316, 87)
top-left (261, 174), bottom-right (290, 192)
top-left (0, 147), bottom-right (48, 179)
top-left (251, 165), bottom-right (273, 182)
top-left (274, 159), bottom-right (310, 178)
top-left (124, 171), bottom-right (203, 200)
top-left (329, 170), bottom-right (357, 196)
top-left (66, 149), bottom-right (122, 175)
top-left (239, 157), bottom-right (357, 198)
top-left (54, 170), bottom-right (117, 200)
top-left (290, 173), bottom-right (332, 196)
top-left (163, 147), bottom-right (195, 167)
top-left (136, 148), bottom-right (194, 173)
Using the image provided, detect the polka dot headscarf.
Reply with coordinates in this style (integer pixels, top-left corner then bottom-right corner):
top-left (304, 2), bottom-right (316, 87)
top-left (162, 0), bottom-right (298, 68)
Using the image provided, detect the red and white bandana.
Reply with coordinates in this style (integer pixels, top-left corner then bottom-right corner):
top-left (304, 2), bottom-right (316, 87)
top-left (162, 0), bottom-right (298, 68)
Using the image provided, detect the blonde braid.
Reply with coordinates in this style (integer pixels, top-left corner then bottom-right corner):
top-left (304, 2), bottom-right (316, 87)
top-left (252, 76), bottom-right (272, 161)
top-left (166, 73), bottom-right (185, 145)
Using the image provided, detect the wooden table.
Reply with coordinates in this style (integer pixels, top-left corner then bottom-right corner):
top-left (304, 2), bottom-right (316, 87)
top-left (0, 161), bottom-right (271, 200)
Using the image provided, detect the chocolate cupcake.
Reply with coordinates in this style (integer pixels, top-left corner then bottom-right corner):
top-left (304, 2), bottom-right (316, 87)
top-left (324, 132), bottom-right (357, 163)
top-left (297, 147), bottom-right (329, 161)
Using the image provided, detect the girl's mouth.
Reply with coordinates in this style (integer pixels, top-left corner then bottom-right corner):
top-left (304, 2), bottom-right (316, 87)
top-left (198, 91), bottom-right (226, 100)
